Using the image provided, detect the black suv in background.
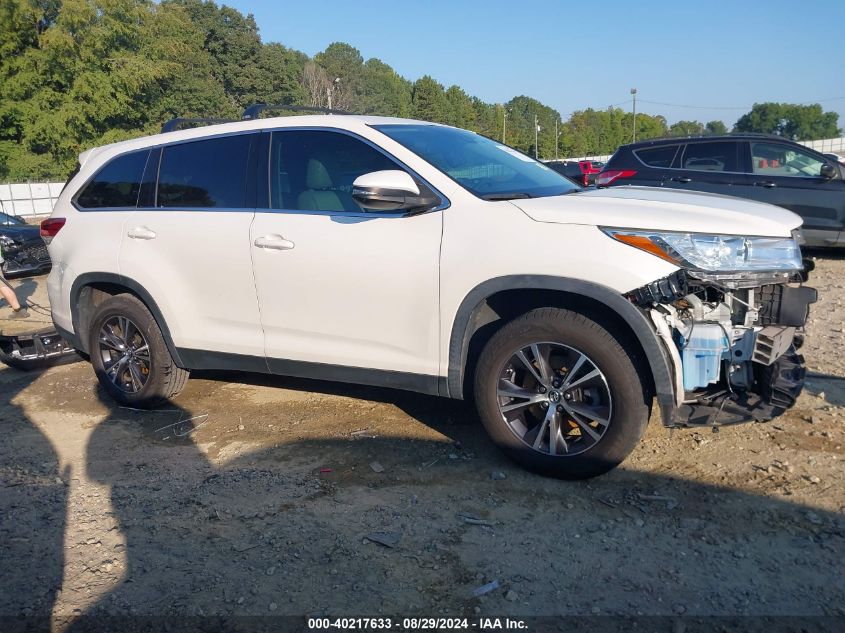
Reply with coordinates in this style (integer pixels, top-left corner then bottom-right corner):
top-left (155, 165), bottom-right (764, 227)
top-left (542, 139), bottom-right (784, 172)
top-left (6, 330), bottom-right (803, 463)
top-left (597, 134), bottom-right (845, 247)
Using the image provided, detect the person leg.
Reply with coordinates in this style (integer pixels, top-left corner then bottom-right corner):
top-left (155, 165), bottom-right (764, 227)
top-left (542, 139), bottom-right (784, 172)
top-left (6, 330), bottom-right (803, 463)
top-left (0, 273), bottom-right (28, 317)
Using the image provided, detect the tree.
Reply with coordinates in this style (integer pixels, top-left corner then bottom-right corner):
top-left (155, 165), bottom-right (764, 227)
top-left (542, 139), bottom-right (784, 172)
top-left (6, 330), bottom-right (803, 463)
top-left (301, 61), bottom-right (331, 109)
top-left (559, 107), bottom-right (667, 157)
top-left (705, 120), bottom-right (728, 135)
top-left (668, 120), bottom-right (705, 137)
top-left (313, 42), bottom-right (361, 110)
top-left (357, 58), bottom-right (412, 116)
top-left (411, 75), bottom-right (447, 123)
top-left (445, 85), bottom-right (475, 129)
top-left (1, 0), bottom-right (231, 180)
top-left (734, 103), bottom-right (841, 140)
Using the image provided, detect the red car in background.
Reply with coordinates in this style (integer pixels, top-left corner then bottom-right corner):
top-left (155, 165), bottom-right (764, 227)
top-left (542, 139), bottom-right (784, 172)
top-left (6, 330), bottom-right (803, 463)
top-left (546, 160), bottom-right (604, 187)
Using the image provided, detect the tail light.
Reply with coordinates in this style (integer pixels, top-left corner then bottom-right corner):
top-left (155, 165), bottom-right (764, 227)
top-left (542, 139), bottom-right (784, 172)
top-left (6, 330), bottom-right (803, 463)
top-left (40, 217), bottom-right (66, 243)
top-left (595, 170), bottom-right (637, 187)
top-left (582, 174), bottom-right (589, 187)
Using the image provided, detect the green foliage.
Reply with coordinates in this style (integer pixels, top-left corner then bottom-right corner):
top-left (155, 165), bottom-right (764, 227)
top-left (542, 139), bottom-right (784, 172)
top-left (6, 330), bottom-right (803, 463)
top-left (560, 108), bottom-right (668, 157)
top-left (734, 102), bottom-right (841, 140)
top-left (2, 1), bottom-right (839, 182)
top-left (411, 75), bottom-right (448, 124)
top-left (668, 120), bottom-right (705, 137)
top-left (705, 120), bottom-right (728, 135)
top-left (357, 59), bottom-right (412, 116)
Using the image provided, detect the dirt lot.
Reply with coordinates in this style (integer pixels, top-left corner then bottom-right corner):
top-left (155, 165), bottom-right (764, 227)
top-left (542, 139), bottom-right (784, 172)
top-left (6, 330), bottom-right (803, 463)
top-left (0, 255), bottom-right (843, 627)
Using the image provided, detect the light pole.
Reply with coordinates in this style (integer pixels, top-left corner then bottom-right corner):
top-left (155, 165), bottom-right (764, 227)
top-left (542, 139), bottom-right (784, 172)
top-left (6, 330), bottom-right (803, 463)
top-left (502, 107), bottom-right (509, 144)
top-left (534, 115), bottom-right (540, 159)
top-left (554, 117), bottom-right (559, 160)
top-left (630, 87), bottom-right (637, 142)
top-left (327, 77), bottom-right (340, 110)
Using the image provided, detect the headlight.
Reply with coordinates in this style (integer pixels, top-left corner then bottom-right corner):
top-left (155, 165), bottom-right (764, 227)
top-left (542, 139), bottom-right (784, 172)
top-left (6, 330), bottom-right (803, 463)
top-left (602, 229), bottom-right (802, 272)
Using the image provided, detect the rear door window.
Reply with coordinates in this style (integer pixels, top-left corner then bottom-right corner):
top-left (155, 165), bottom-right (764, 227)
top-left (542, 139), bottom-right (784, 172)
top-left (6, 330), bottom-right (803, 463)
top-left (679, 142), bottom-right (739, 172)
top-left (76, 150), bottom-right (150, 209)
top-left (635, 145), bottom-right (680, 168)
top-left (157, 135), bottom-right (252, 208)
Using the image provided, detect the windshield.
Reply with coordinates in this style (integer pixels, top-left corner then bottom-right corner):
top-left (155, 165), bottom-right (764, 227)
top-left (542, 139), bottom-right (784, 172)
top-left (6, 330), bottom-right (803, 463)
top-left (373, 124), bottom-right (579, 199)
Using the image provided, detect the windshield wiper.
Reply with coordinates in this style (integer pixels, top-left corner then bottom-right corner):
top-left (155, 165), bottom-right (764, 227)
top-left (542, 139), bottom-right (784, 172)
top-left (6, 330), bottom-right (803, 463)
top-left (481, 192), bottom-right (532, 201)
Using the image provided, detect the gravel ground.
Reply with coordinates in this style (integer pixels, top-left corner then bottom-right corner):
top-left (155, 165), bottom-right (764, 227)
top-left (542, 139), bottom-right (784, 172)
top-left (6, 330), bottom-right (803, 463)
top-left (0, 256), bottom-right (843, 627)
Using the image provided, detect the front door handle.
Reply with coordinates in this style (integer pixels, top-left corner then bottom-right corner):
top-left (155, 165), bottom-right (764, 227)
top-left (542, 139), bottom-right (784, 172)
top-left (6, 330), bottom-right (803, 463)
top-left (127, 226), bottom-right (156, 240)
top-left (754, 181), bottom-right (777, 188)
top-left (670, 176), bottom-right (692, 183)
top-left (253, 234), bottom-right (295, 250)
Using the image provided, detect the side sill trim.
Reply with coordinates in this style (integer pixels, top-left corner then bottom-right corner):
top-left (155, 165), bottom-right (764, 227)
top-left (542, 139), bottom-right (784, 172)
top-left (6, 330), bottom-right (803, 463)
top-left (178, 348), bottom-right (442, 397)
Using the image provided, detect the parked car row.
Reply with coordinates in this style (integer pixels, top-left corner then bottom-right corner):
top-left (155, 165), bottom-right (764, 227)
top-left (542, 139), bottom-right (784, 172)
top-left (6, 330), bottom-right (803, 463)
top-left (597, 134), bottom-right (845, 247)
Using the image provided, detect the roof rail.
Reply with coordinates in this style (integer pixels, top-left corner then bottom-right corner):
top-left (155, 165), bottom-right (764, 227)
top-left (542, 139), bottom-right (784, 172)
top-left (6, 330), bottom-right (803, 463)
top-left (242, 104), bottom-right (352, 120)
top-left (624, 131), bottom-right (790, 146)
top-left (161, 118), bottom-right (235, 133)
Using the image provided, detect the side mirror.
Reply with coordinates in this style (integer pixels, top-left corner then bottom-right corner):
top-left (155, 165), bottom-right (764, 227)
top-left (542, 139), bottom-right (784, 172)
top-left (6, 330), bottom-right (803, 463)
top-left (820, 163), bottom-right (837, 180)
top-left (352, 170), bottom-right (439, 213)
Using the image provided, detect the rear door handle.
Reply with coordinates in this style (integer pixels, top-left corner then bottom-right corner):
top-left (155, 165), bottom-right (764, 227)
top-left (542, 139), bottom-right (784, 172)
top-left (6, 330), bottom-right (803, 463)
top-left (670, 176), bottom-right (692, 183)
top-left (127, 226), bottom-right (156, 240)
top-left (754, 181), bottom-right (777, 188)
top-left (253, 234), bottom-right (295, 250)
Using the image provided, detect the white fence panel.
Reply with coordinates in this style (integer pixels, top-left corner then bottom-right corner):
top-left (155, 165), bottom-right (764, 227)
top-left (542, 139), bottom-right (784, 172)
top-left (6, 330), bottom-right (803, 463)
top-left (0, 181), bottom-right (65, 220)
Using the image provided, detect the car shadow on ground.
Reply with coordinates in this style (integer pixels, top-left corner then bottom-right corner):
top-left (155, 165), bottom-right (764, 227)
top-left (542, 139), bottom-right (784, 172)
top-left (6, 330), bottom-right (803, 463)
top-left (1, 367), bottom-right (843, 632)
top-left (0, 368), bottom-right (67, 623)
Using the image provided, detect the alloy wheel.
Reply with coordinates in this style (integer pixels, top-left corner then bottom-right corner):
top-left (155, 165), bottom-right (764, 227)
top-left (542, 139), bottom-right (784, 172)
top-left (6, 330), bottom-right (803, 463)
top-left (97, 316), bottom-right (151, 394)
top-left (496, 342), bottom-right (613, 456)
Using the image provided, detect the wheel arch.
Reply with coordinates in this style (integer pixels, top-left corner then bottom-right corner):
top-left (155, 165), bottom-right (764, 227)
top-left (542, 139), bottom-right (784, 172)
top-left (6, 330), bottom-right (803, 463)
top-left (69, 272), bottom-right (185, 368)
top-left (447, 276), bottom-right (676, 422)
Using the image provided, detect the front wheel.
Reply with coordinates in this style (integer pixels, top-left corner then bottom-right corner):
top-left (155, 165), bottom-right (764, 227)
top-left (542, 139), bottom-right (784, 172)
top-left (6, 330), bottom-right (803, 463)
top-left (88, 294), bottom-right (189, 408)
top-left (474, 308), bottom-right (650, 479)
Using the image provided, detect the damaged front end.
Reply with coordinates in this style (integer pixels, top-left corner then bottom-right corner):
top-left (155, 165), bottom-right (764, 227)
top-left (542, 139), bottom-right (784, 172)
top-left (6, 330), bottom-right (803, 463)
top-left (629, 265), bottom-right (816, 428)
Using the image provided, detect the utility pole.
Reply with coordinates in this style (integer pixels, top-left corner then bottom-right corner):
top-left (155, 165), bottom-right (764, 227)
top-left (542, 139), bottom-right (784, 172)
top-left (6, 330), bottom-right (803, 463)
top-left (554, 117), bottom-right (559, 160)
top-left (630, 87), bottom-right (638, 143)
top-left (502, 108), bottom-right (508, 144)
top-left (534, 114), bottom-right (539, 159)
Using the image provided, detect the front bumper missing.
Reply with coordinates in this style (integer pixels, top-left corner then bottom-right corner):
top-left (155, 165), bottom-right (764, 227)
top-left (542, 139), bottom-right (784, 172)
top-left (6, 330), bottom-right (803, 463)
top-left (631, 270), bottom-right (816, 428)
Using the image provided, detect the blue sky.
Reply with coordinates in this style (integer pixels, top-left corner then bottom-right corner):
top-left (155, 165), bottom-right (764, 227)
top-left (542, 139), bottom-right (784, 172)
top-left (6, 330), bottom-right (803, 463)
top-left (223, 0), bottom-right (845, 128)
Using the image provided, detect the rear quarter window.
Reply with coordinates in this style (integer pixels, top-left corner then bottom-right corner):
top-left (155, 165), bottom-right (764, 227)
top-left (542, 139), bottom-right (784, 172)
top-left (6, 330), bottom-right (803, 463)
top-left (634, 145), bottom-right (680, 168)
top-left (75, 150), bottom-right (150, 209)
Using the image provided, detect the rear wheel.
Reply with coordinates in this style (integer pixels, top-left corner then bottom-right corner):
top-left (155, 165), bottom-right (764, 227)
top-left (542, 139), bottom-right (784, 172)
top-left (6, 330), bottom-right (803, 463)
top-left (474, 308), bottom-right (649, 479)
top-left (88, 294), bottom-right (188, 407)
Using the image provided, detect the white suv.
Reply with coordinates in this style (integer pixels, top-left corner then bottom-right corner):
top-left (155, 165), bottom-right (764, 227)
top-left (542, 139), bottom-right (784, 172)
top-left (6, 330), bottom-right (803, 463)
top-left (43, 114), bottom-right (816, 478)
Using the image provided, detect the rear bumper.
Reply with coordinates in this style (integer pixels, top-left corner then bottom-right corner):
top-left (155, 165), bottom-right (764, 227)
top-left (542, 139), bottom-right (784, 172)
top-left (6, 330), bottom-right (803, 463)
top-left (1, 246), bottom-right (52, 277)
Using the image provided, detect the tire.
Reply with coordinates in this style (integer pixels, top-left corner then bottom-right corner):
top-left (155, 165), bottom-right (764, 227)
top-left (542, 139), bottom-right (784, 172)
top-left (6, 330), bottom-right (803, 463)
top-left (474, 307), bottom-right (650, 479)
top-left (87, 293), bottom-right (189, 407)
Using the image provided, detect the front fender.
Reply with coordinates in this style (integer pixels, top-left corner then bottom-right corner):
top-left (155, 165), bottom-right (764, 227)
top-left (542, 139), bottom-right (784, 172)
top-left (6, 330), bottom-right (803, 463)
top-left (447, 275), bottom-right (678, 425)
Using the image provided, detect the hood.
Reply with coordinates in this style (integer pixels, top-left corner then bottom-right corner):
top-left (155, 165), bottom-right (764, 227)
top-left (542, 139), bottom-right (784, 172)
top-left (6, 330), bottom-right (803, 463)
top-left (511, 186), bottom-right (803, 237)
